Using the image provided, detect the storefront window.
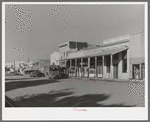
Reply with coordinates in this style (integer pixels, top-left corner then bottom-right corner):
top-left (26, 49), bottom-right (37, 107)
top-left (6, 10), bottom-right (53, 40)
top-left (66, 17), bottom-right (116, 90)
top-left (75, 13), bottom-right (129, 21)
top-left (98, 66), bottom-right (102, 74)
top-left (122, 50), bottom-right (127, 73)
top-left (89, 68), bottom-right (95, 74)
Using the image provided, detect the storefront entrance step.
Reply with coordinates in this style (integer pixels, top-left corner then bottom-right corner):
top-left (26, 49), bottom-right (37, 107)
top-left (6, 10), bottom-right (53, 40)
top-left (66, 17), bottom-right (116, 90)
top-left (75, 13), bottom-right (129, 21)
top-left (68, 77), bottom-right (137, 82)
top-left (129, 79), bottom-right (144, 82)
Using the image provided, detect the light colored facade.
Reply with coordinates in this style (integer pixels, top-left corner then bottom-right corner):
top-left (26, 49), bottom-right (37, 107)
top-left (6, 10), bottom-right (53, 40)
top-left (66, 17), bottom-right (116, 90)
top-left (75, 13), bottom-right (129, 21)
top-left (5, 61), bottom-right (25, 74)
top-left (50, 52), bottom-right (59, 65)
top-left (5, 61), bottom-right (24, 70)
top-left (5, 62), bottom-right (14, 68)
top-left (24, 59), bottom-right (50, 74)
top-left (58, 41), bottom-right (88, 67)
top-left (60, 32), bottom-right (144, 80)
top-left (14, 61), bottom-right (25, 70)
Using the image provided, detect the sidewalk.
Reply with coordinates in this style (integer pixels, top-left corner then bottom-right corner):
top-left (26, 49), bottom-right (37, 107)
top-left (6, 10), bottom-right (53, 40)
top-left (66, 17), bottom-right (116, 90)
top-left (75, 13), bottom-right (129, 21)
top-left (69, 75), bottom-right (145, 82)
top-left (69, 76), bottom-right (131, 82)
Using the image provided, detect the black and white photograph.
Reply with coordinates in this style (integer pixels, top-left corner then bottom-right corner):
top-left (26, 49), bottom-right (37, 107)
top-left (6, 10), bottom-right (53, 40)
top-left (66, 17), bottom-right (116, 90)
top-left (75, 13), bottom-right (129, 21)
top-left (2, 2), bottom-right (148, 120)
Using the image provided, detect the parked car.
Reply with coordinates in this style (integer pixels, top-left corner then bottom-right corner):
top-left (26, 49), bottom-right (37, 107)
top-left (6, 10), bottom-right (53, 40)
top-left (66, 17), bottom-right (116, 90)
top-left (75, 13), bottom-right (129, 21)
top-left (30, 70), bottom-right (45, 77)
top-left (48, 65), bottom-right (68, 79)
top-left (54, 72), bottom-right (69, 79)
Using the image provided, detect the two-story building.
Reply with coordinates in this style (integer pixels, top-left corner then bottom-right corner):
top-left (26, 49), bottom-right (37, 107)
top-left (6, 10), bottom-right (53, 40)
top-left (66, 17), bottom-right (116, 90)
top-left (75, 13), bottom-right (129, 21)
top-left (58, 41), bottom-right (88, 67)
top-left (59, 32), bottom-right (144, 81)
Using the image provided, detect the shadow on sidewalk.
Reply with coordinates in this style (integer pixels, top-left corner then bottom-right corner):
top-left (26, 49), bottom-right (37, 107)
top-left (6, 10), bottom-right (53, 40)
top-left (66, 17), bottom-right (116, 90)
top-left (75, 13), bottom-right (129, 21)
top-left (5, 79), bottom-right (60, 92)
top-left (6, 88), bottom-right (136, 107)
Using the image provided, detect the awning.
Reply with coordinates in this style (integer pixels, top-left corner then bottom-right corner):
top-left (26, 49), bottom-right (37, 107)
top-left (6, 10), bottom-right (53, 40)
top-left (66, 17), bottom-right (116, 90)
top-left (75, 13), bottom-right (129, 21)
top-left (66, 46), bottom-right (128, 60)
top-left (31, 66), bottom-right (39, 71)
top-left (25, 65), bottom-right (39, 71)
top-left (91, 46), bottom-right (128, 57)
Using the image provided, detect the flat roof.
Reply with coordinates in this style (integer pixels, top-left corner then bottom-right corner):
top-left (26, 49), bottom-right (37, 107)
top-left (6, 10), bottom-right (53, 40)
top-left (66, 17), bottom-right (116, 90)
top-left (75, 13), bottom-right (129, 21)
top-left (58, 41), bottom-right (88, 47)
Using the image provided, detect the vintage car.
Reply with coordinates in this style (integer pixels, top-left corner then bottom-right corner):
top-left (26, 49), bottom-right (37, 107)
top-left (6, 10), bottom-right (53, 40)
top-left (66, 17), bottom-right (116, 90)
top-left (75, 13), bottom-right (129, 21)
top-left (30, 70), bottom-right (45, 77)
top-left (48, 65), bottom-right (68, 79)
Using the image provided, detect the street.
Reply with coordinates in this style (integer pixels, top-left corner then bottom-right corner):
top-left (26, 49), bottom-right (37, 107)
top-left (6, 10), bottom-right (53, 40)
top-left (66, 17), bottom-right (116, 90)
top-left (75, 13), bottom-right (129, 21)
top-left (5, 76), bottom-right (144, 107)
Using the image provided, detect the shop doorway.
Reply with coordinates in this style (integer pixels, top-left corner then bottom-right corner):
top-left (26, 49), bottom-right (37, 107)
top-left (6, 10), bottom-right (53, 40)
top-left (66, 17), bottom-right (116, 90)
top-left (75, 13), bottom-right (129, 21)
top-left (141, 63), bottom-right (145, 80)
top-left (132, 64), bottom-right (140, 79)
top-left (113, 64), bottom-right (118, 78)
top-left (113, 54), bottom-right (118, 79)
top-left (97, 57), bottom-right (103, 78)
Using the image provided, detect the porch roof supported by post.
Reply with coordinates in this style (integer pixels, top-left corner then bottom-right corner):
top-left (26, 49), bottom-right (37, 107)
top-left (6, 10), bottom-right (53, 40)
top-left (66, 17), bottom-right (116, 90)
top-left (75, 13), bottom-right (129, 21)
top-left (66, 46), bottom-right (128, 60)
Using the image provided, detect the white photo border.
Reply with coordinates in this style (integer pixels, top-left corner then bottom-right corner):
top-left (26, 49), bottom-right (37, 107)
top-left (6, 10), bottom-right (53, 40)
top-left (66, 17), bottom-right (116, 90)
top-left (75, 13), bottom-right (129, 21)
top-left (2, 2), bottom-right (148, 120)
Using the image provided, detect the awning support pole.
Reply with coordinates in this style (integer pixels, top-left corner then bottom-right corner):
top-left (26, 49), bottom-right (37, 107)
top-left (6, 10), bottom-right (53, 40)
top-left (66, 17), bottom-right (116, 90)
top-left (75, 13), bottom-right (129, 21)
top-left (95, 57), bottom-right (97, 78)
top-left (81, 58), bottom-right (83, 78)
top-left (88, 57), bottom-right (90, 79)
top-left (102, 56), bottom-right (104, 79)
top-left (110, 55), bottom-right (113, 80)
top-left (75, 59), bottom-right (77, 77)
top-left (70, 60), bottom-right (72, 77)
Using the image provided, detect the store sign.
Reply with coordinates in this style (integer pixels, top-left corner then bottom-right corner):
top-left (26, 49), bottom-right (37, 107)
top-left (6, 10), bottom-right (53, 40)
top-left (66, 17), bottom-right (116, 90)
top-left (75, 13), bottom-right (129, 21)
top-left (59, 44), bottom-right (68, 48)
top-left (103, 34), bottom-right (129, 45)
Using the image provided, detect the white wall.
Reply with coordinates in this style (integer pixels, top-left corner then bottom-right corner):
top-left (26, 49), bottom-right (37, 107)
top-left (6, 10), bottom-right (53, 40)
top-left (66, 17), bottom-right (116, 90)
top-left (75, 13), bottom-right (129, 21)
top-left (12, 61), bottom-right (24, 70)
top-left (129, 32), bottom-right (144, 79)
top-left (129, 32), bottom-right (144, 60)
top-left (5, 63), bottom-right (14, 68)
top-left (51, 52), bottom-right (59, 65)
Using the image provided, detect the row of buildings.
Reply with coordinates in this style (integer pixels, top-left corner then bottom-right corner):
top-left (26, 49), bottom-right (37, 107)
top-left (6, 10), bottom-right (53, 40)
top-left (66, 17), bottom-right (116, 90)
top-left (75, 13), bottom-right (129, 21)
top-left (6, 32), bottom-right (145, 81)
top-left (55, 32), bottom-right (145, 80)
top-left (5, 59), bottom-right (50, 75)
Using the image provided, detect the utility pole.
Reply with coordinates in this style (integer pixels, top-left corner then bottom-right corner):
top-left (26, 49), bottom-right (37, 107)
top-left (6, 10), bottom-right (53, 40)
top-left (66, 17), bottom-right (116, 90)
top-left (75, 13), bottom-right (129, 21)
top-left (76, 28), bottom-right (78, 50)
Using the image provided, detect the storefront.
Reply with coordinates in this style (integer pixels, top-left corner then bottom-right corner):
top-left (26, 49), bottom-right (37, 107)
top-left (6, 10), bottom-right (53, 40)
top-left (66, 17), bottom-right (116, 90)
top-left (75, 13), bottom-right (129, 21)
top-left (66, 46), bottom-right (129, 80)
top-left (59, 32), bottom-right (145, 81)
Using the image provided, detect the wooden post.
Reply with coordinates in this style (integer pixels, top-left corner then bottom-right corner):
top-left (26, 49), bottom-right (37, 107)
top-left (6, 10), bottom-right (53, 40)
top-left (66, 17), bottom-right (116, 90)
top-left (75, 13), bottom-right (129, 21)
top-left (70, 60), bottom-right (72, 77)
top-left (88, 57), bottom-right (90, 78)
top-left (110, 55), bottom-right (113, 80)
top-left (140, 63), bottom-right (141, 79)
top-left (75, 59), bottom-right (77, 77)
top-left (81, 58), bottom-right (83, 77)
top-left (95, 57), bottom-right (97, 78)
top-left (102, 56), bottom-right (104, 79)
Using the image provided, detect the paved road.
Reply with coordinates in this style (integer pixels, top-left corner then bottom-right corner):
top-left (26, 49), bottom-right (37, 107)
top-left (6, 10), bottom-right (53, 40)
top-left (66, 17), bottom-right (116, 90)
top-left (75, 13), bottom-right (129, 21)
top-left (5, 76), bottom-right (144, 107)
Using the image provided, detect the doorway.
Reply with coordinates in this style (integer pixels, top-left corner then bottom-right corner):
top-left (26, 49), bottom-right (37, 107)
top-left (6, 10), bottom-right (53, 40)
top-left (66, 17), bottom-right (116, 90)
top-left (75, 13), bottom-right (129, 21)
top-left (113, 64), bottom-right (118, 78)
top-left (141, 63), bottom-right (145, 79)
top-left (113, 54), bottom-right (118, 79)
top-left (97, 57), bottom-right (103, 78)
top-left (132, 64), bottom-right (140, 79)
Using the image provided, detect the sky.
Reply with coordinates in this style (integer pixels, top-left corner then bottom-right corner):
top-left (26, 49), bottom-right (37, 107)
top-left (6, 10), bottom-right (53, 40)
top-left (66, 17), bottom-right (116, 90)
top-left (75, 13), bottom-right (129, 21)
top-left (5, 3), bottom-right (144, 63)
